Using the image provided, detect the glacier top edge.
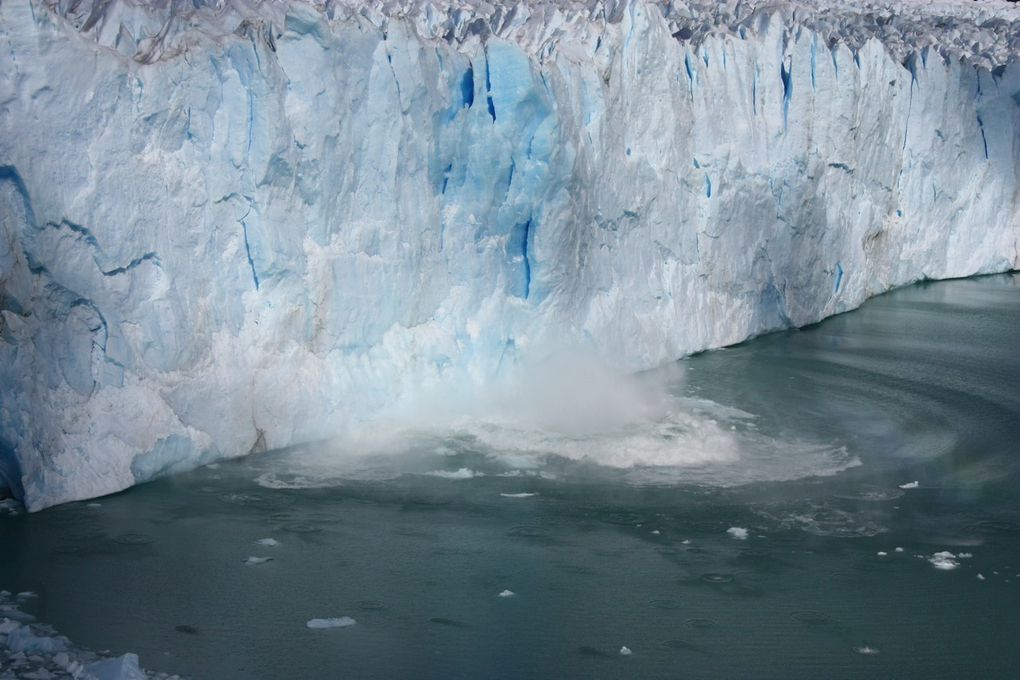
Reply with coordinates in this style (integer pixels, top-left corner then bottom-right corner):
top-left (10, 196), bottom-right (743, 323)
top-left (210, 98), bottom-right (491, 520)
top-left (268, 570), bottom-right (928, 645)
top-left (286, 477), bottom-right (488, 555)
top-left (42, 0), bottom-right (1020, 68)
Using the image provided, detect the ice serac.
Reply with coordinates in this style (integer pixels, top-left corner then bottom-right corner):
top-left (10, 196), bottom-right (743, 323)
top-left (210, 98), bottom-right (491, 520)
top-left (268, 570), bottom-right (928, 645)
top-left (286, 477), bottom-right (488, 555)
top-left (1, 0), bottom-right (1019, 509)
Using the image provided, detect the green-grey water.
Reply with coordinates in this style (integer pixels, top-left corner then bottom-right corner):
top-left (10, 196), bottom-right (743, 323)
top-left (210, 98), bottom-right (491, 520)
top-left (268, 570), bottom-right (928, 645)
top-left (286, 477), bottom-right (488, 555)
top-left (2, 273), bottom-right (1019, 678)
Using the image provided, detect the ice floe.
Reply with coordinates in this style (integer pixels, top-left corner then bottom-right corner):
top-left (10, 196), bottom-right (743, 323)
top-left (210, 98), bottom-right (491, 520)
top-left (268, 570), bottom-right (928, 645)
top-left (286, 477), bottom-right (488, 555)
top-left (928, 552), bottom-right (960, 570)
top-left (244, 556), bottom-right (273, 566)
top-left (727, 527), bottom-right (749, 540)
top-left (306, 617), bottom-right (356, 629)
top-left (426, 468), bottom-right (482, 480)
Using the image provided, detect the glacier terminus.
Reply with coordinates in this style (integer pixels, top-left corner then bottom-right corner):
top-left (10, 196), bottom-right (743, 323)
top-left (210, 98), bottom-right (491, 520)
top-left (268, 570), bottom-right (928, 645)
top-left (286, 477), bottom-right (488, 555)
top-left (1, 0), bottom-right (1019, 510)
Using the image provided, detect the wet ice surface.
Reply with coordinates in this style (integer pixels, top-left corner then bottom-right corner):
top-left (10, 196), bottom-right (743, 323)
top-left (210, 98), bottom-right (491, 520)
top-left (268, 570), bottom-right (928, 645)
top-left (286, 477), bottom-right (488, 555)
top-left (0, 593), bottom-right (178, 679)
top-left (1, 275), bottom-right (1019, 678)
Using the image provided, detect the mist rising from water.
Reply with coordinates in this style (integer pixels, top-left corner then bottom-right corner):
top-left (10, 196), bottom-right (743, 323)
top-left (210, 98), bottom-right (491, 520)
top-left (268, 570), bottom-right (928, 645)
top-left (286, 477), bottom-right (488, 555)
top-left (255, 352), bottom-right (858, 489)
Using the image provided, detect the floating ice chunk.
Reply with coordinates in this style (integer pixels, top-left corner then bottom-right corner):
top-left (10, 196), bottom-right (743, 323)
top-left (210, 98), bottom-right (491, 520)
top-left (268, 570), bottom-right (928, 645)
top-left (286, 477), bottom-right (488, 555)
top-left (256, 538), bottom-right (279, 546)
top-left (500, 493), bottom-right (537, 498)
top-left (427, 468), bottom-right (481, 480)
top-left (619, 646), bottom-right (632, 656)
top-left (877, 551), bottom-right (887, 556)
top-left (727, 527), bottom-right (749, 540)
top-left (16, 592), bottom-right (36, 600)
top-left (855, 646), bottom-right (880, 655)
top-left (498, 590), bottom-right (515, 598)
top-left (651, 530), bottom-right (660, 535)
top-left (898, 481), bottom-right (919, 489)
top-left (895, 547), bottom-right (904, 553)
top-left (928, 551), bottom-right (960, 570)
top-left (84, 653), bottom-right (146, 680)
top-left (306, 617), bottom-right (356, 629)
top-left (957, 552), bottom-right (973, 559)
top-left (977, 574), bottom-right (986, 580)
top-left (6, 626), bottom-right (68, 654)
top-left (681, 540), bottom-right (691, 545)
top-left (244, 556), bottom-right (273, 566)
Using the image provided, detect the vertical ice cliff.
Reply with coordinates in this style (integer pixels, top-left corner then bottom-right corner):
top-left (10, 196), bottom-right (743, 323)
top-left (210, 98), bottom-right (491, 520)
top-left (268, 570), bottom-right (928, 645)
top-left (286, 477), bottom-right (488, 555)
top-left (1, 0), bottom-right (1018, 509)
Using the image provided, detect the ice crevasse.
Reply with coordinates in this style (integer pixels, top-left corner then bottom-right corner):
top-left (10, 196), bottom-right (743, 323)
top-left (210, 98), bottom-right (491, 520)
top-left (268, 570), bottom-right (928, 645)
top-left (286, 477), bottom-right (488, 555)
top-left (0, 0), bottom-right (1018, 510)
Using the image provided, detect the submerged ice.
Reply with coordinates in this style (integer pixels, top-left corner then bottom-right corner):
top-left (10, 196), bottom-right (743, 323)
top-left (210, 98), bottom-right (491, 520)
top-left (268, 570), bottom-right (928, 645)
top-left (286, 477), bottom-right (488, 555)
top-left (1, 0), bottom-right (1019, 509)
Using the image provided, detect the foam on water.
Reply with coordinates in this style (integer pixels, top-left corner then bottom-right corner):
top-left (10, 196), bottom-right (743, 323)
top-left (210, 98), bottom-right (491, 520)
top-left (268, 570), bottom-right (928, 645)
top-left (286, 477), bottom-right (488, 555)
top-left (250, 358), bottom-right (858, 489)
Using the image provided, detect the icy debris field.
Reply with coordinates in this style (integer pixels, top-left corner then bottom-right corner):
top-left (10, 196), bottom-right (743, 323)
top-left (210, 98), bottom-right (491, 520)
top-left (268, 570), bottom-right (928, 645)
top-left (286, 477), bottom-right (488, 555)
top-left (0, 592), bottom-right (171, 680)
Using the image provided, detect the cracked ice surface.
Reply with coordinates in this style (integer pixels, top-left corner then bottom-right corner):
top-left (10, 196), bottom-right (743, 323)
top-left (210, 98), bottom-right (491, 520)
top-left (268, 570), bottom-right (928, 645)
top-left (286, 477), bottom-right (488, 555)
top-left (1, 0), bottom-right (1019, 509)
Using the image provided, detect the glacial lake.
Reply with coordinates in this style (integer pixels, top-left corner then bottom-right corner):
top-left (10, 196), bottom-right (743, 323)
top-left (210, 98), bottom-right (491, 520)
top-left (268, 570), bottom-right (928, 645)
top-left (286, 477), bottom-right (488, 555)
top-left (2, 273), bottom-right (1019, 679)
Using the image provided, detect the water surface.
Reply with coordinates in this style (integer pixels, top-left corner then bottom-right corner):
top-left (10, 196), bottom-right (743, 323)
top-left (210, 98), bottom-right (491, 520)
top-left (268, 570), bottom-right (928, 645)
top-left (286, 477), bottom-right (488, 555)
top-left (2, 273), bottom-right (1019, 678)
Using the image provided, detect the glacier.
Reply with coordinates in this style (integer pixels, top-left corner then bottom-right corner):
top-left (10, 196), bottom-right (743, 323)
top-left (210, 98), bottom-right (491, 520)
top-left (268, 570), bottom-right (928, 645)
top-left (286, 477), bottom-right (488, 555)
top-left (0, 0), bottom-right (1018, 510)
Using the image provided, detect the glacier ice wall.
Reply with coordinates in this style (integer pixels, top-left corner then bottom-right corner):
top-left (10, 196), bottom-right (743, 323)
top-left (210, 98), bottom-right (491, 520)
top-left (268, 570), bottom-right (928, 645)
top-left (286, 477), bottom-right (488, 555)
top-left (1, 0), bottom-right (1018, 509)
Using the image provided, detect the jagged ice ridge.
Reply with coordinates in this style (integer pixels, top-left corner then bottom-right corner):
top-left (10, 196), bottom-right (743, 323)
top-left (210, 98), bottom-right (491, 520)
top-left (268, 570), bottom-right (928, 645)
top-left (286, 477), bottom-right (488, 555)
top-left (1, 0), bottom-right (1019, 509)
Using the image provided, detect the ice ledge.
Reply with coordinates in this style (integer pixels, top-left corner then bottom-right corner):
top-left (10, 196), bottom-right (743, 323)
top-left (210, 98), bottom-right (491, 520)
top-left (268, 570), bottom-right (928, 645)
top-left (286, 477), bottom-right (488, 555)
top-left (43, 0), bottom-right (1020, 68)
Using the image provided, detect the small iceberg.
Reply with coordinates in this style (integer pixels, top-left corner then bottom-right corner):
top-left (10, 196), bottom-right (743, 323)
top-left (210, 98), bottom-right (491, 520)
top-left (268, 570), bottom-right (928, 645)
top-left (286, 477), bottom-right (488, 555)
top-left (427, 468), bottom-right (481, 480)
top-left (727, 527), bottom-right (749, 540)
top-left (498, 590), bottom-right (515, 598)
top-left (928, 551), bottom-right (960, 570)
top-left (244, 556), bottom-right (273, 566)
top-left (619, 646), bottom-right (632, 656)
top-left (256, 538), bottom-right (279, 547)
top-left (500, 492), bottom-right (537, 498)
top-left (306, 617), bottom-right (356, 629)
top-left (898, 481), bottom-right (919, 489)
top-left (85, 653), bottom-right (147, 680)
